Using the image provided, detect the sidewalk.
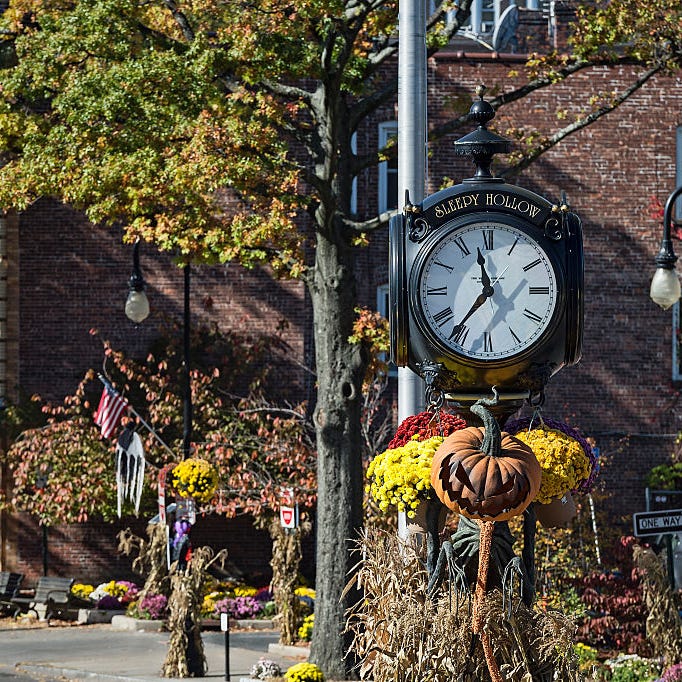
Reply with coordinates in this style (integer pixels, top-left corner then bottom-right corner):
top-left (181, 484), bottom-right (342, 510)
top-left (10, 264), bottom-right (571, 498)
top-left (0, 623), bottom-right (309, 682)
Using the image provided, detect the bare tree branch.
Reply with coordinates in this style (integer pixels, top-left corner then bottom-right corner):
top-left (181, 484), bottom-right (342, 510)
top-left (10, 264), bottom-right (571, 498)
top-left (502, 64), bottom-right (662, 180)
top-left (429, 58), bottom-right (597, 142)
top-left (342, 209), bottom-right (397, 234)
top-left (161, 0), bottom-right (195, 43)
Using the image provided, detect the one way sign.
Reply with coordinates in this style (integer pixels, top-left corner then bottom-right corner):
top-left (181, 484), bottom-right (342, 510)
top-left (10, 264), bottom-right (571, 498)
top-left (633, 509), bottom-right (682, 537)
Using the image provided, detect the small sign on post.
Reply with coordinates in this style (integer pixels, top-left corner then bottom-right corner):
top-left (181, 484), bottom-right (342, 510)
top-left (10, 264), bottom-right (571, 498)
top-left (633, 509), bottom-right (682, 537)
top-left (279, 487), bottom-right (299, 529)
top-left (221, 612), bottom-right (230, 681)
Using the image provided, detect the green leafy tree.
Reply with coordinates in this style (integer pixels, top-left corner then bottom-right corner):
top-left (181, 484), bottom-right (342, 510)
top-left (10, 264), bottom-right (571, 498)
top-left (0, 0), bottom-right (680, 675)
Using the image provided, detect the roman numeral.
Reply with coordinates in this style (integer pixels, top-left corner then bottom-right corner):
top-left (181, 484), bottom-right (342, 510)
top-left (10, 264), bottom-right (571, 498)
top-left (449, 324), bottom-right (469, 345)
top-left (523, 258), bottom-right (541, 272)
top-left (482, 231), bottom-right (494, 250)
top-left (483, 332), bottom-right (493, 352)
top-left (432, 307), bottom-right (454, 327)
top-left (509, 327), bottom-right (521, 344)
top-left (507, 238), bottom-right (519, 256)
top-left (529, 286), bottom-right (550, 295)
top-left (434, 260), bottom-right (453, 273)
top-left (427, 286), bottom-right (448, 296)
top-left (453, 237), bottom-right (471, 257)
top-left (523, 308), bottom-right (543, 323)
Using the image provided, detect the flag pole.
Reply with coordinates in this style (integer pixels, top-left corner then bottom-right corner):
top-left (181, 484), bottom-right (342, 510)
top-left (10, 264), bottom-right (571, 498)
top-left (97, 373), bottom-right (176, 460)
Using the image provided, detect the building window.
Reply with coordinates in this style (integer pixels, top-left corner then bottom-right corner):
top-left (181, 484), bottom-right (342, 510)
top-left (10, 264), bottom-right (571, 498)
top-left (378, 122), bottom-right (398, 215)
top-left (672, 126), bottom-right (682, 382)
top-left (377, 283), bottom-right (397, 376)
top-left (430, 0), bottom-right (547, 52)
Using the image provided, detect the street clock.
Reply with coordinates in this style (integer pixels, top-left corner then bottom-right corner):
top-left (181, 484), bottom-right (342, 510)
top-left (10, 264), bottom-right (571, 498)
top-left (390, 92), bottom-right (583, 402)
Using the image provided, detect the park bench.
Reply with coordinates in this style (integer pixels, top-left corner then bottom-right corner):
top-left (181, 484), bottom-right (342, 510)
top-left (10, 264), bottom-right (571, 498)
top-left (0, 571), bottom-right (23, 615)
top-left (10, 576), bottom-right (89, 620)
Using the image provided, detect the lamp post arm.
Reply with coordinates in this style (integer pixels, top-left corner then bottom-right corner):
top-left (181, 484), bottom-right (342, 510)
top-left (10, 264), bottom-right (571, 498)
top-left (657, 186), bottom-right (682, 269)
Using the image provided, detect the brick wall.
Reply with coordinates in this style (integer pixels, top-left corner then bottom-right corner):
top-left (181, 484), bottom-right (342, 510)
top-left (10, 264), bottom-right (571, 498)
top-left (10, 512), bottom-right (314, 588)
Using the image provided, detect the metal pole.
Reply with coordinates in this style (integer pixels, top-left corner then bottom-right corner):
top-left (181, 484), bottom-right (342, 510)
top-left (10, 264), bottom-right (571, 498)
top-left (666, 534), bottom-right (676, 591)
top-left (397, 0), bottom-right (426, 539)
top-left (42, 525), bottom-right (48, 576)
top-left (224, 615), bottom-right (230, 680)
top-left (182, 264), bottom-right (192, 460)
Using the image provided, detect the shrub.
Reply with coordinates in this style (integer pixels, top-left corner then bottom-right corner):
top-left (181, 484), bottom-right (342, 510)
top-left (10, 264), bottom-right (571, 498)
top-left (605, 654), bottom-right (661, 682)
top-left (660, 662), bottom-right (682, 681)
top-left (298, 614), bottom-right (314, 642)
top-left (96, 595), bottom-right (123, 610)
top-left (285, 662), bottom-right (324, 682)
top-left (71, 583), bottom-right (94, 600)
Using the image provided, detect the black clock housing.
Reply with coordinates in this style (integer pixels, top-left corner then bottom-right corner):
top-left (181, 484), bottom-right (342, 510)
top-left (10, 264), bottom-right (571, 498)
top-left (389, 178), bottom-right (583, 397)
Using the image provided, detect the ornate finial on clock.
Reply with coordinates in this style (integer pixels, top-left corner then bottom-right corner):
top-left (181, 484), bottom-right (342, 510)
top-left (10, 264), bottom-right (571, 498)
top-left (453, 85), bottom-right (511, 182)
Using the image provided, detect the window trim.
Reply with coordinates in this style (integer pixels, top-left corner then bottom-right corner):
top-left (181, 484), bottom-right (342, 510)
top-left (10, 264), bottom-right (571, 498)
top-left (378, 121), bottom-right (398, 215)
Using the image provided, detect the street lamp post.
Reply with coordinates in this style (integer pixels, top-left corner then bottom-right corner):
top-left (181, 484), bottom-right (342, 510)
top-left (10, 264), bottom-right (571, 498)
top-left (650, 186), bottom-right (682, 310)
top-left (124, 241), bottom-right (150, 324)
top-left (182, 263), bottom-right (192, 460)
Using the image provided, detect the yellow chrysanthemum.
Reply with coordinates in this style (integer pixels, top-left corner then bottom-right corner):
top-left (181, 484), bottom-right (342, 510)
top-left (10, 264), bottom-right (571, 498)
top-left (514, 427), bottom-right (590, 504)
top-left (171, 458), bottom-right (219, 503)
top-left (366, 435), bottom-right (443, 517)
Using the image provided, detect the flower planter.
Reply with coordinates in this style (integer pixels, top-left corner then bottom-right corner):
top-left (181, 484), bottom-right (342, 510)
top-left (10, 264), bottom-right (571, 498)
top-left (536, 493), bottom-right (576, 528)
top-left (110, 614), bottom-right (164, 631)
top-left (77, 608), bottom-right (126, 625)
top-left (404, 498), bottom-right (447, 535)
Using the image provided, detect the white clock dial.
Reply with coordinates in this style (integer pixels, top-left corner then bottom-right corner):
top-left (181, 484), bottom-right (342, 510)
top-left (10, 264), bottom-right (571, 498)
top-left (415, 220), bottom-right (559, 360)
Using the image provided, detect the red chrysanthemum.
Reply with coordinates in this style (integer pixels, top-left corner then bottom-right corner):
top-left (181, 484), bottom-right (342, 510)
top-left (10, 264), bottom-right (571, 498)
top-left (387, 411), bottom-right (467, 449)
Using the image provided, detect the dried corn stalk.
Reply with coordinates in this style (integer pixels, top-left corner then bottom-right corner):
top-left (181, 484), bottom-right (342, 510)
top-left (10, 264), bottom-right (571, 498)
top-left (117, 523), bottom-right (170, 600)
top-left (346, 528), bottom-right (581, 682)
top-left (634, 543), bottom-right (682, 666)
top-left (270, 518), bottom-right (311, 645)
top-left (162, 545), bottom-right (227, 678)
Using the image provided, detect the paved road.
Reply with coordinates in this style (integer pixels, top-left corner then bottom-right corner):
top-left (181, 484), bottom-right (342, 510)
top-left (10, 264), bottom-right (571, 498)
top-left (0, 625), bottom-right (307, 681)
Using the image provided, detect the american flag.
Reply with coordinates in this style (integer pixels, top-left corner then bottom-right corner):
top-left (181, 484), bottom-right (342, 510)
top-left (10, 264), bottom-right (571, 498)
top-left (94, 385), bottom-right (129, 439)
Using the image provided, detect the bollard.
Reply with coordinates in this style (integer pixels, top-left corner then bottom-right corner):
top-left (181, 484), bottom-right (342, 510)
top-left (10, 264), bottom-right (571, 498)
top-left (221, 612), bottom-right (230, 680)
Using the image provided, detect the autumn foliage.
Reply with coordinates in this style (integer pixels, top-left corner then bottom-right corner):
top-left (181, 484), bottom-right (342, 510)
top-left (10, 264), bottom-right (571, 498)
top-left (1, 322), bottom-right (317, 525)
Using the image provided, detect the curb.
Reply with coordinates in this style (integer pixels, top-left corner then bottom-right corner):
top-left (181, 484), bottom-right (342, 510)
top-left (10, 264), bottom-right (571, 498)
top-left (110, 615), bottom-right (164, 632)
top-left (267, 643), bottom-right (310, 658)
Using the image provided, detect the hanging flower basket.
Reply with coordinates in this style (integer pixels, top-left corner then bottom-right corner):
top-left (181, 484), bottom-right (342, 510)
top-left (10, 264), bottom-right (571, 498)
top-left (367, 411), bottom-right (467, 518)
top-left (505, 416), bottom-right (598, 503)
top-left (367, 435), bottom-right (444, 517)
top-left (535, 492), bottom-right (577, 528)
top-left (170, 458), bottom-right (218, 504)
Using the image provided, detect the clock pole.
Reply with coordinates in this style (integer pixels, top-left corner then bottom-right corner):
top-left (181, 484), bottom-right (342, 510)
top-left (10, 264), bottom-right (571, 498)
top-left (396, 0), bottom-right (428, 539)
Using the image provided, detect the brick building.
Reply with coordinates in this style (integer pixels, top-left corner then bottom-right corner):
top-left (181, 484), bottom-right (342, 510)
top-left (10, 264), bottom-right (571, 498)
top-left (1, 0), bottom-right (682, 583)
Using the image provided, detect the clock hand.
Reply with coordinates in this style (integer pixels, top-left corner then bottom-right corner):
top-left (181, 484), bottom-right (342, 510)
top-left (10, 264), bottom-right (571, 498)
top-left (490, 264), bottom-right (510, 288)
top-left (477, 248), bottom-right (494, 296)
top-left (450, 291), bottom-right (489, 339)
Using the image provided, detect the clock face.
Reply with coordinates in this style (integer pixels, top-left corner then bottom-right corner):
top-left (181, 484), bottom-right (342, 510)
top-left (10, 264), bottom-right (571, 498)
top-left (413, 219), bottom-right (560, 361)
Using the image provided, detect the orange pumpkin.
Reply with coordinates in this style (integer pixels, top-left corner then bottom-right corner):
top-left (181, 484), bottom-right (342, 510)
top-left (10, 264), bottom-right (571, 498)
top-left (430, 403), bottom-right (541, 521)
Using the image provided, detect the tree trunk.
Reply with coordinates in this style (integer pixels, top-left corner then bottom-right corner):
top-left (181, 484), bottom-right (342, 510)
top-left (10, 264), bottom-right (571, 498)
top-left (308, 233), bottom-right (365, 679)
